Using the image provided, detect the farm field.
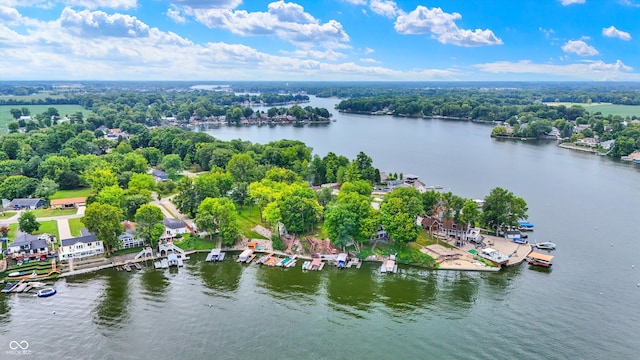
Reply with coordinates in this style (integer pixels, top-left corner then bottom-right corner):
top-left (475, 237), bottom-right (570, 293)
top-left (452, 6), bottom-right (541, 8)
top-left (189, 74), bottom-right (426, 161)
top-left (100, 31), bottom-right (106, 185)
top-left (544, 102), bottom-right (640, 117)
top-left (0, 104), bottom-right (91, 133)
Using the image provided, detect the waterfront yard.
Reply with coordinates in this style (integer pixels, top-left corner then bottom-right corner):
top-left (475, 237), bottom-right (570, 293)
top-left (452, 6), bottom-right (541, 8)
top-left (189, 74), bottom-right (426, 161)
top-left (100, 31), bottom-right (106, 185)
top-left (5, 220), bottom-right (59, 242)
top-left (175, 233), bottom-right (218, 250)
top-left (544, 102), bottom-right (640, 117)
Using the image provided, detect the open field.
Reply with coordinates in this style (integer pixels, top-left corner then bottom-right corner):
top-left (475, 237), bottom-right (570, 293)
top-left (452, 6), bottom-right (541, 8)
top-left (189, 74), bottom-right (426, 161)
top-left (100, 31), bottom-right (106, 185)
top-left (50, 188), bottom-right (92, 200)
top-left (0, 91), bottom-right (66, 102)
top-left (544, 102), bottom-right (640, 117)
top-left (0, 104), bottom-right (91, 133)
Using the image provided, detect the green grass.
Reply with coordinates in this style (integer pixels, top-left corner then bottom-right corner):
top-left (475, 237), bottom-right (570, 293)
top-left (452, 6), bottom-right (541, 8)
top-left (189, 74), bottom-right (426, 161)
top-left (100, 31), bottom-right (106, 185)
top-left (175, 234), bottom-right (218, 250)
top-left (108, 246), bottom-right (144, 258)
top-left (0, 104), bottom-right (92, 133)
top-left (0, 91), bottom-right (66, 102)
top-left (68, 218), bottom-right (84, 237)
top-left (0, 212), bottom-right (16, 219)
top-left (415, 229), bottom-right (456, 249)
top-left (31, 208), bottom-right (77, 218)
top-left (35, 220), bottom-right (59, 243)
top-left (374, 240), bottom-right (436, 267)
top-left (50, 188), bottom-right (92, 200)
top-left (237, 206), bottom-right (263, 238)
top-left (545, 102), bottom-right (640, 117)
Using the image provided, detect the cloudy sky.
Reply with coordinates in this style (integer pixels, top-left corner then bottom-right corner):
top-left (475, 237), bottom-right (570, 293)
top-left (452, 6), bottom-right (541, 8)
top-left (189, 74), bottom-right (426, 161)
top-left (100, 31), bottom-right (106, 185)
top-left (1, 0), bottom-right (639, 81)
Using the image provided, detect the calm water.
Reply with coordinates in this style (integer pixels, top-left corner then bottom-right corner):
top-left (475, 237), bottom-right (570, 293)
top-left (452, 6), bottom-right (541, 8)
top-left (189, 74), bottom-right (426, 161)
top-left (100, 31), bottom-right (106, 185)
top-left (2, 96), bottom-right (640, 359)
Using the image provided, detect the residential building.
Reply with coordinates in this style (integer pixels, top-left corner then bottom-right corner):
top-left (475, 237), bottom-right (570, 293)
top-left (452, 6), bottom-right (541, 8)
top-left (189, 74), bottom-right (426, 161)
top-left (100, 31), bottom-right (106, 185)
top-left (7, 198), bottom-right (46, 210)
top-left (6, 232), bottom-right (51, 259)
top-left (151, 169), bottom-right (168, 182)
top-left (119, 221), bottom-right (145, 249)
top-left (161, 218), bottom-right (187, 240)
top-left (577, 137), bottom-right (598, 147)
top-left (58, 230), bottom-right (104, 261)
top-left (50, 197), bottom-right (86, 209)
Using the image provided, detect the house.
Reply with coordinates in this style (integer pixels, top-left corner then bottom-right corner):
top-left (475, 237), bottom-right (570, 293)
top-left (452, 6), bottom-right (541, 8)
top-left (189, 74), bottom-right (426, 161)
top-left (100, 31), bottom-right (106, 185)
top-left (105, 128), bottom-right (130, 141)
top-left (577, 137), bottom-right (598, 147)
top-left (151, 169), bottom-right (168, 182)
top-left (7, 232), bottom-right (51, 259)
top-left (421, 216), bottom-right (465, 239)
top-left (7, 198), bottom-right (46, 210)
top-left (600, 139), bottom-right (615, 150)
top-left (58, 229), bottom-right (104, 261)
top-left (161, 218), bottom-right (187, 240)
top-left (573, 124), bottom-right (590, 134)
top-left (369, 225), bottom-right (389, 242)
top-left (50, 197), bottom-right (86, 209)
top-left (119, 221), bottom-right (145, 249)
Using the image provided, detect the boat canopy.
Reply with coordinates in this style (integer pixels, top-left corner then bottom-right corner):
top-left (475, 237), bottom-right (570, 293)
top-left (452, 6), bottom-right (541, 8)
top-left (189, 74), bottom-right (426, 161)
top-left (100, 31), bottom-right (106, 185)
top-left (528, 252), bottom-right (553, 262)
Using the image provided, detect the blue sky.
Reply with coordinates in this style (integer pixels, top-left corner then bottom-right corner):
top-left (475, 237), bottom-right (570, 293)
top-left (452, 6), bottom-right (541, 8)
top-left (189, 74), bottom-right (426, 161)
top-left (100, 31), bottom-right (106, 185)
top-left (1, 0), bottom-right (639, 81)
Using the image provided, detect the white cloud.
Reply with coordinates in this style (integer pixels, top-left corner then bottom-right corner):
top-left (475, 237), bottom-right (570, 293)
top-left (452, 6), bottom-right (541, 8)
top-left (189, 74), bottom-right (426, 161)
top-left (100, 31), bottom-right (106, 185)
top-left (4, 0), bottom-right (138, 9)
top-left (474, 59), bottom-right (637, 80)
top-left (370, 0), bottom-right (401, 18)
top-left (283, 49), bottom-right (346, 61)
top-left (365, 47), bottom-right (375, 54)
top-left (561, 40), bottom-right (598, 56)
top-left (0, 6), bottom-right (21, 24)
top-left (559, 0), bottom-right (585, 5)
top-left (185, 1), bottom-right (350, 49)
top-left (342, 0), bottom-right (367, 5)
top-left (171, 0), bottom-right (242, 9)
top-left (360, 57), bottom-right (380, 63)
top-left (167, 7), bottom-right (186, 23)
top-left (394, 6), bottom-right (502, 46)
top-left (602, 26), bottom-right (632, 40)
top-left (60, 7), bottom-right (150, 38)
top-left (619, 0), bottom-right (640, 7)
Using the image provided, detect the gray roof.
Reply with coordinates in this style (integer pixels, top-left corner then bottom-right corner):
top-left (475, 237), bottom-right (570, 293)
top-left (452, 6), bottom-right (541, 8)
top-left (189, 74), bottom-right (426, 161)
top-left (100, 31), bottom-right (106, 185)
top-left (30, 239), bottom-right (47, 249)
top-left (163, 217), bottom-right (185, 229)
top-left (12, 232), bottom-right (39, 246)
top-left (152, 170), bottom-right (168, 178)
top-left (61, 233), bottom-right (97, 247)
top-left (8, 198), bottom-right (44, 207)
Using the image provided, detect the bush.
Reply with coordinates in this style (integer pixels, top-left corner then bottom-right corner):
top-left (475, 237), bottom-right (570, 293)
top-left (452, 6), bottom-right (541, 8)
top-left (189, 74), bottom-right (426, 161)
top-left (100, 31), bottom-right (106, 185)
top-left (271, 234), bottom-right (285, 251)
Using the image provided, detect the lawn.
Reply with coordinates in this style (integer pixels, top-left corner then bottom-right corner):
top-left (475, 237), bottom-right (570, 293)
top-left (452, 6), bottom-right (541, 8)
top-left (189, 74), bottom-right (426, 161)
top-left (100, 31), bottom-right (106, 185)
top-left (237, 206), bottom-right (266, 238)
top-left (5, 220), bottom-right (59, 242)
top-left (0, 212), bottom-right (16, 219)
top-left (50, 188), bottom-right (92, 200)
top-left (68, 217), bottom-right (84, 237)
top-left (175, 234), bottom-right (218, 250)
top-left (0, 104), bottom-right (92, 133)
top-left (32, 208), bottom-right (77, 218)
top-left (544, 102), bottom-right (640, 117)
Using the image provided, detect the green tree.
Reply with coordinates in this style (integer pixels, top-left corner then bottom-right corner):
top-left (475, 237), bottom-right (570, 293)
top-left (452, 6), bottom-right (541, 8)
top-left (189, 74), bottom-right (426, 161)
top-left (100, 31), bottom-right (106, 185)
top-left (0, 175), bottom-right (39, 200)
top-left (383, 187), bottom-right (423, 220)
top-left (84, 167), bottom-right (118, 192)
top-left (276, 183), bottom-right (323, 235)
top-left (325, 191), bottom-right (378, 250)
top-left (34, 178), bottom-right (59, 201)
top-left (123, 194), bottom-right (152, 221)
top-left (196, 197), bottom-right (240, 247)
top-left (482, 187), bottom-right (528, 235)
top-left (134, 204), bottom-right (164, 247)
top-left (226, 153), bottom-right (256, 183)
top-left (94, 185), bottom-right (125, 208)
top-left (162, 154), bottom-right (183, 178)
top-left (421, 190), bottom-right (440, 216)
top-left (82, 203), bottom-right (125, 255)
top-left (2, 139), bottom-right (20, 160)
top-left (380, 197), bottom-right (418, 244)
top-left (459, 199), bottom-right (481, 231)
top-left (128, 173), bottom-right (156, 192)
top-left (340, 180), bottom-right (372, 197)
top-left (18, 211), bottom-right (40, 234)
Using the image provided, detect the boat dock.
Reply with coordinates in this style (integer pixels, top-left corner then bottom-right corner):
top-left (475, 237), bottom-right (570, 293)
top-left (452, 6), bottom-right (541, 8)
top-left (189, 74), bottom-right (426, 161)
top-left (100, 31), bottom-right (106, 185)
top-left (380, 254), bottom-right (398, 274)
top-left (302, 257), bottom-right (325, 271)
top-left (123, 263), bottom-right (132, 272)
top-left (277, 255), bottom-right (297, 268)
top-left (205, 249), bottom-right (225, 262)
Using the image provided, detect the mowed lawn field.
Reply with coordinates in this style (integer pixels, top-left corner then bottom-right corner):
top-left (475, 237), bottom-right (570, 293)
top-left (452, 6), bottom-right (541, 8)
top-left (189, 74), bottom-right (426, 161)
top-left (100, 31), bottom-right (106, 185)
top-left (544, 102), bottom-right (640, 117)
top-left (0, 104), bottom-right (92, 133)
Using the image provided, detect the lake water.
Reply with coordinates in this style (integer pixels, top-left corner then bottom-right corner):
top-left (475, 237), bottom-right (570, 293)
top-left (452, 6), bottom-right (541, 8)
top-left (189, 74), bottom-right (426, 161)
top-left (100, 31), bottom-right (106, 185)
top-left (1, 96), bottom-right (640, 359)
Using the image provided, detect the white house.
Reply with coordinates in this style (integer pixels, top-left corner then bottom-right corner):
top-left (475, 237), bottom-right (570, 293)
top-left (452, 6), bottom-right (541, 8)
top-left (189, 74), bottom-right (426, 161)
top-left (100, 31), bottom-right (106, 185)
top-left (119, 222), bottom-right (145, 249)
top-left (59, 230), bottom-right (104, 261)
top-left (161, 218), bottom-right (187, 241)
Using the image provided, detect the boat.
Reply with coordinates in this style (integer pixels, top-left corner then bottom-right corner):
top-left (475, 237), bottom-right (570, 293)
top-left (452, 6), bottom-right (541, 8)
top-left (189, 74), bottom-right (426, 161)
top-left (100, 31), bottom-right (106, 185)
top-left (380, 254), bottom-right (398, 274)
top-left (336, 253), bottom-right (348, 269)
top-left (7, 271), bottom-right (25, 277)
top-left (301, 261), bottom-right (311, 270)
top-left (518, 220), bottom-right (534, 231)
top-left (36, 288), bottom-right (57, 297)
top-left (477, 248), bottom-right (510, 267)
top-left (206, 249), bottom-right (225, 262)
top-left (513, 237), bottom-right (528, 244)
top-left (534, 242), bottom-right (556, 250)
top-left (526, 252), bottom-right (554, 267)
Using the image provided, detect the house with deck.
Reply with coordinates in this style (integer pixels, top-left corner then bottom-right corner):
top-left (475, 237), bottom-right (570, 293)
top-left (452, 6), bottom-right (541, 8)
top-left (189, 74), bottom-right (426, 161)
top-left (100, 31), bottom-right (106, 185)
top-left (6, 232), bottom-right (51, 260)
top-left (119, 221), bottom-right (145, 249)
top-left (58, 230), bottom-right (104, 261)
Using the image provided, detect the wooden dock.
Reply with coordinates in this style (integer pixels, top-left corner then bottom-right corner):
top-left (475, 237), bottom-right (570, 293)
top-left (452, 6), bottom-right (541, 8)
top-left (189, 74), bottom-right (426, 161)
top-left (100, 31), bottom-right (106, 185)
top-left (133, 262), bottom-right (142, 270)
top-left (206, 249), bottom-right (225, 262)
top-left (123, 263), bottom-right (132, 272)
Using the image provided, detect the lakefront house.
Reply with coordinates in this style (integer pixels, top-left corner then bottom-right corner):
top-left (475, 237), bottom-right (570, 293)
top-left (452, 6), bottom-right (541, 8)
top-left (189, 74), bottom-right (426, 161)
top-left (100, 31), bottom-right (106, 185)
top-left (58, 229), bottom-right (104, 261)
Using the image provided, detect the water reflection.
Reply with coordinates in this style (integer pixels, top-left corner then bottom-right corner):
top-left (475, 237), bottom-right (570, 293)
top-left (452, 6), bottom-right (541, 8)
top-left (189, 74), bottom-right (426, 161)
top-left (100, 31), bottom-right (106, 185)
top-left (326, 265), bottom-right (376, 313)
top-left (0, 294), bottom-right (10, 325)
top-left (140, 267), bottom-right (170, 298)
top-left (378, 269), bottom-right (437, 313)
top-left (93, 270), bottom-right (131, 328)
top-left (438, 272), bottom-right (480, 312)
top-left (195, 259), bottom-right (243, 294)
top-left (256, 264), bottom-right (321, 298)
